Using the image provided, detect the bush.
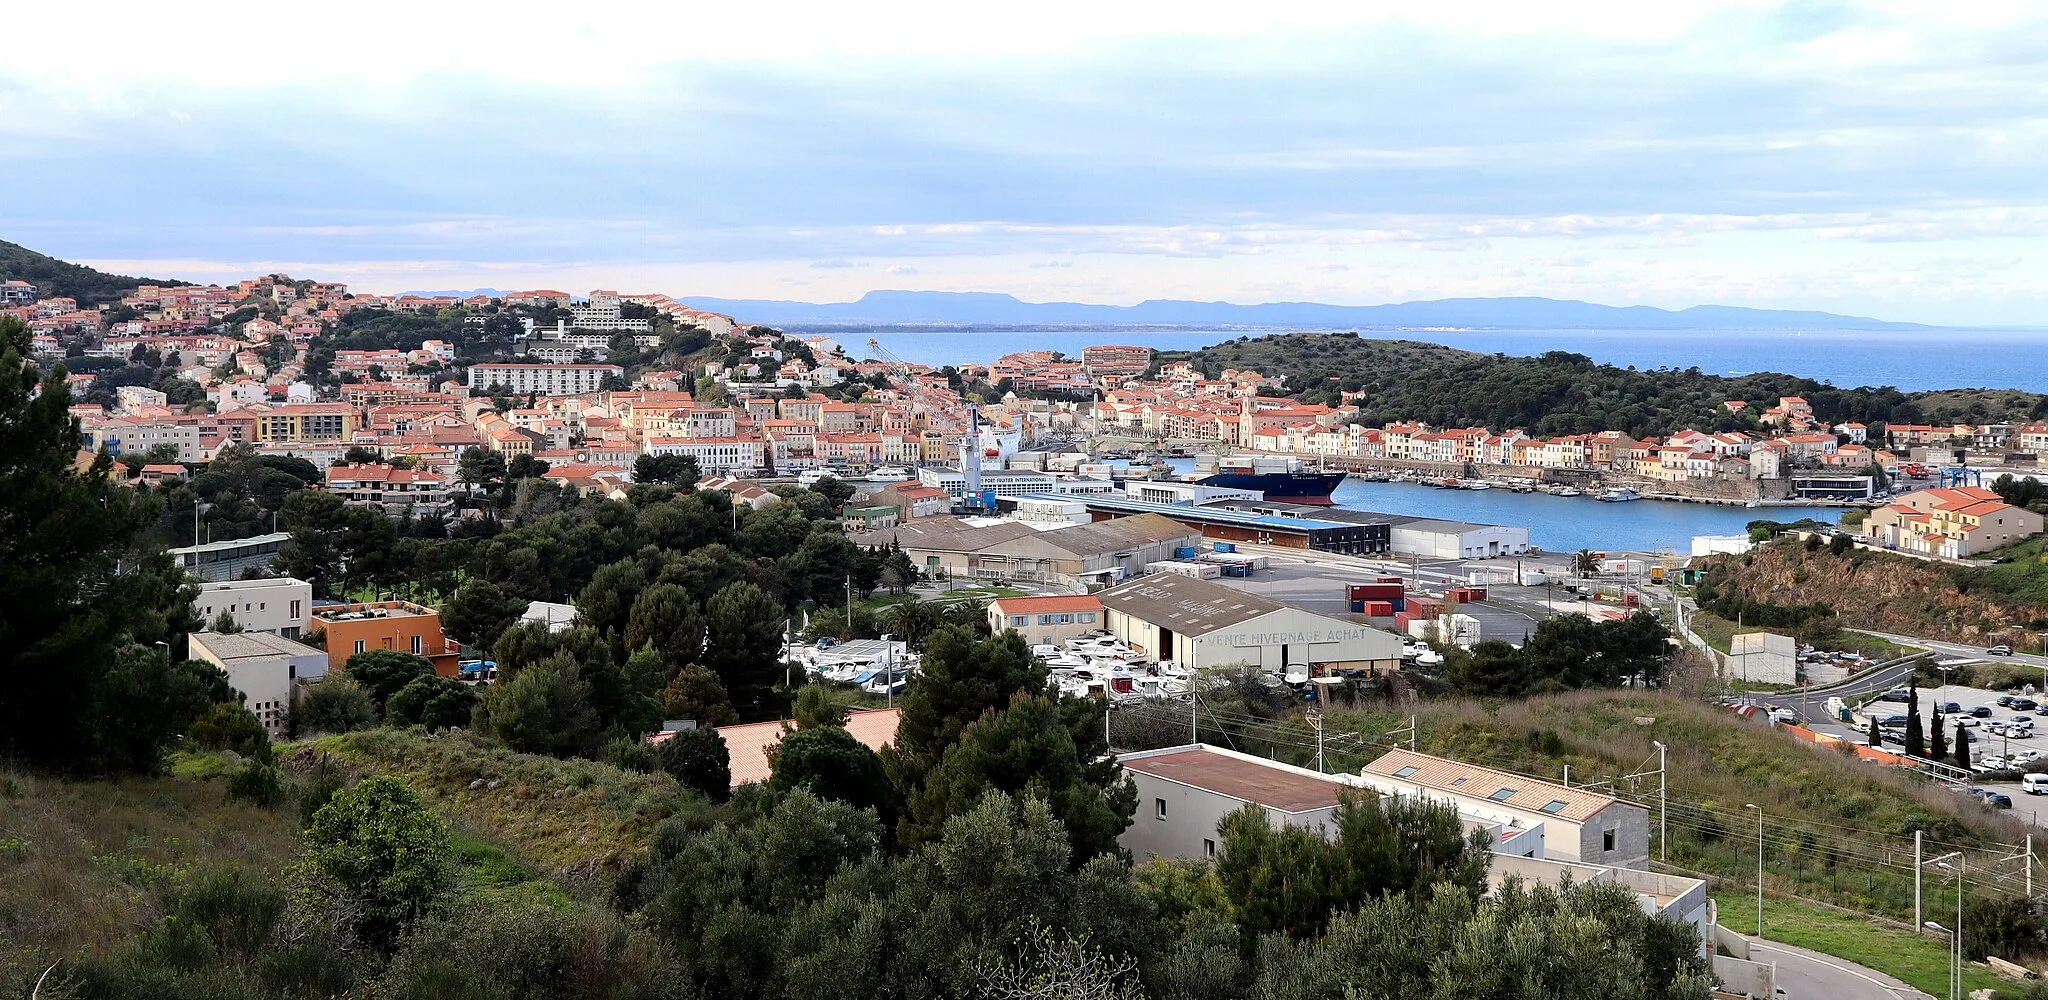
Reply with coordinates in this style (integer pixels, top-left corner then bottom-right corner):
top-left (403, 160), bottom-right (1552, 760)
top-left (188, 702), bottom-right (271, 759)
top-left (228, 761), bottom-right (287, 808)
top-left (303, 776), bottom-right (453, 951)
top-left (298, 676), bottom-right (377, 735)
top-left (379, 900), bottom-right (682, 999)
top-left (384, 674), bottom-right (479, 732)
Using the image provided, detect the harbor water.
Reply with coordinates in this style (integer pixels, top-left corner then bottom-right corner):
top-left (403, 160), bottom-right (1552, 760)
top-left (1326, 478), bottom-right (1842, 555)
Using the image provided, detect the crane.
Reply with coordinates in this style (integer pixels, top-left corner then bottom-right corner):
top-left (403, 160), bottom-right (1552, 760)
top-left (867, 338), bottom-right (915, 388)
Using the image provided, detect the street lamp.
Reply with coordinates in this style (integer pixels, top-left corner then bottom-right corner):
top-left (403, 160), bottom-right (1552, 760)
top-left (1934, 858), bottom-right (1965, 1000)
top-left (1744, 803), bottom-right (1764, 938)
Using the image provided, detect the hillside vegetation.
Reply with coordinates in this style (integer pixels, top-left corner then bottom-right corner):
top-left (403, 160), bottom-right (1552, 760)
top-left (1163, 332), bottom-right (2048, 436)
top-left (0, 240), bottom-right (186, 307)
top-left (1699, 536), bottom-right (2048, 647)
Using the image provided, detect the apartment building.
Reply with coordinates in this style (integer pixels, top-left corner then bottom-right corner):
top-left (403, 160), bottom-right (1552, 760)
top-left (324, 463), bottom-right (454, 513)
top-left (1863, 487), bottom-right (2045, 558)
top-left (468, 362), bottom-right (623, 396)
top-left (1, 279), bottom-right (37, 304)
top-left (312, 601), bottom-right (461, 674)
top-left (642, 436), bottom-right (766, 473)
top-left (250, 403), bottom-right (358, 443)
top-left (194, 577), bottom-right (314, 638)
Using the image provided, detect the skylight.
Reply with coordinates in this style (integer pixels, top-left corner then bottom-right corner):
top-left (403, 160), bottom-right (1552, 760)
top-left (1539, 800), bottom-right (1569, 814)
top-left (1489, 787), bottom-right (1516, 801)
top-left (1393, 765), bottom-right (1420, 778)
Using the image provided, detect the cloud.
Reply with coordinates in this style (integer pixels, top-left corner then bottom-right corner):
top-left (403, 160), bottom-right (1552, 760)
top-left (809, 258), bottom-right (863, 269)
top-left (887, 265), bottom-right (920, 276)
top-left (1031, 260), bottom-right (1074, 268)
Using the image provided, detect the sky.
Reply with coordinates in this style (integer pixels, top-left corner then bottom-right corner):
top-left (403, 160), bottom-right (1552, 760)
top-left (4, 1), bottom-right (2047, 325)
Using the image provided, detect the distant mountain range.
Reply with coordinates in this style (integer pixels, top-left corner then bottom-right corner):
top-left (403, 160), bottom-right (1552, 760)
top-left (675, 290), bottom-right (1932, 331)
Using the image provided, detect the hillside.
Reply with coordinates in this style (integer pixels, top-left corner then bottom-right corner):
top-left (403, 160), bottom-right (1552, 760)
top-left (1164, 332), bottom-right (2048, 435)
top-left (678, 289), bottom-right (1931, 331)
top-left (1698, 536), bottom-right (2048, 647)
top-left (0, 240), bottom-right (186, 307)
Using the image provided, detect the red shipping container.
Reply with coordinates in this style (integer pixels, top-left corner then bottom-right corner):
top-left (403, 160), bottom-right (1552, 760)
top-left (1363, 600), bottom-right (1395, 616)
top-left (1347, 583), bottom-right (1404, 602)
top-left (1378, 576), bottom-right (1404, 584)
top-left (1408, 597), bottom-right (1442, 615)
top-left (1394, 612), bottom-right (1416, 632)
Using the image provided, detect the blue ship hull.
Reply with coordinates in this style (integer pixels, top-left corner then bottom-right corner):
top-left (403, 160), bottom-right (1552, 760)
top-left (1196, 471), bottom-right (1346, 504)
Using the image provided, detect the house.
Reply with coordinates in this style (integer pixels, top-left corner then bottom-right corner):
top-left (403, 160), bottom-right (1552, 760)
top-left (1360, 748), bottom-right (1650, 868)
top-left (648, 708), bottom-right (903, 788)
top-left (324, 463), bottom-right (453, 513)
top-left (187, 631), bottom-right (327, 738)
top-left (987, 595), bottom-right (1107, 646)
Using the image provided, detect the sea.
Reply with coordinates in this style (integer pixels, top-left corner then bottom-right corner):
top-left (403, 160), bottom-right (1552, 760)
top-left (861, 327), bottom-right (2048, 393)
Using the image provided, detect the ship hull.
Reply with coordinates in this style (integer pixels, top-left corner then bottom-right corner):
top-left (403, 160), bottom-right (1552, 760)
top-left (1195, 471), bottom-right (1346, 505)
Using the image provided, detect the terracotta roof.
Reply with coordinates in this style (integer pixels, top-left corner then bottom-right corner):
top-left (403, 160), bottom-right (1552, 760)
top-left (649, 708), bottom-right (901, 787)
top-left (1363, 748), bottom-right (1621, 823)
top-left (1122, 746), bottom-right (1343, 813)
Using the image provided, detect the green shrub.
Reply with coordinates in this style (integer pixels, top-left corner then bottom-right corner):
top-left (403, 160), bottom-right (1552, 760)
top-left (227, 762), bottom-right (286, 809)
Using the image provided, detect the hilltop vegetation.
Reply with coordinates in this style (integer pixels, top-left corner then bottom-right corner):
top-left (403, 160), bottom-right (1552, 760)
top-left (1163, 332), bottom-right (2048, 437)
top-left (0, 240), bottom-right (186, 307)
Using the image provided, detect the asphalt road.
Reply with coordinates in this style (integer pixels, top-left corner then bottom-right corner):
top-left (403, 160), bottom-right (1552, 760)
top-left (1754, 939), bottom-right (1931, 1000)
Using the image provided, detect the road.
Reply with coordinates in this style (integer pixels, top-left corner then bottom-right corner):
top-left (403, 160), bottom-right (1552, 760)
top-left (1857, 629), bottom-right (2048, 673)
top-left (1753, 939), bottom-right (1932, 1000)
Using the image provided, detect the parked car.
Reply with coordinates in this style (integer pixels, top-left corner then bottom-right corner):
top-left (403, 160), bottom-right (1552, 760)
top-left (2014, 698), bottom-right (2040, 711)
top-left (1971, 706), bottom-right (1995, 717)
top-left (2025, 773), bottom-right (2048, 795)
top-left (1986, 791), bottom-right (2015, 809)
top-left (1999, 695), bottom-right (2017, 707)
top-left (1989, 644), bottom-right (2014, 655)
top-left (1955, 716), bottom-right (1981, 728)
top-left (1878, 689), bottom-right (1914, 703)
top-left (1976, 756), bottom-right (2011, 772)
top-left (1940, 700), bottom-right (1963, 714)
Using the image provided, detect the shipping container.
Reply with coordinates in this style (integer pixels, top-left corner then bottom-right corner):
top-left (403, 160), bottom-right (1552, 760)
top-left (1346, 583), bottom-right (1404, 602)
top-left (1212, 541), bottom-right (1237, 553)
top-left (1378, 576), bottom-right (1404, 584)
top-left (1445, 587), bottom-right (1488, 603)
top-left (1363, 600), bottom-right (1395, 616)
top-left (1146, 560), bottom-right (1222, 580)
top-left (1173, 546), bottom-right (1198, 560)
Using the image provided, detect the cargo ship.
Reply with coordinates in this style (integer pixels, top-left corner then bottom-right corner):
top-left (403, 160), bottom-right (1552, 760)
top-left (1190, 454), bottom-right (1346, 505)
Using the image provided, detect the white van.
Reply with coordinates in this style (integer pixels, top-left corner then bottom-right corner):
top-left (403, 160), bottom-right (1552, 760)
top-left (2022, 773), bottom-right (2048, 795)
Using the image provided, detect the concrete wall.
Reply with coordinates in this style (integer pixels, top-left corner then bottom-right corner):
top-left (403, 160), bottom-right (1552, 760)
top-left (1574, 801), bottom-right (1653, 869)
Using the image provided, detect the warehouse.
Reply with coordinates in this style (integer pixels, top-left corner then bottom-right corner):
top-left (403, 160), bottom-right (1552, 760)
top-left (1095, 573), bottom-right (1402, 676)
top-left (1019, 493), bottom-right (1380, 554)
top-left (876, 512), bottom-right (1200, 589)
top-left (1381, 515), bottom-right (1528, 559)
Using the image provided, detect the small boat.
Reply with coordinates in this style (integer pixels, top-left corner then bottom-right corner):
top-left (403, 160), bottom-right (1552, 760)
top-left (866, 466), bottom-right (912, 483)
top-left (1554, 487), bottom-right (1583, 498)
top-left (1465, 481), bottom-right (1492, 491)
top-left (1595, 488), bottom-right (1643, 502)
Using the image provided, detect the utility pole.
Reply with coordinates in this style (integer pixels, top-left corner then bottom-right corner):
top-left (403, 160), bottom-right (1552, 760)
top-left (1915, 830), bottom-right (1923, 930)
top-left (845, 573), bottom-right (853, 628)
top-left (1307, 706), bottom-right (1325, 773)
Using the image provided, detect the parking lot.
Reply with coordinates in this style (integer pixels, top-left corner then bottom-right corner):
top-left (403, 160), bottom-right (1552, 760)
top-left (1799, 680), bottom-right (2048, 825)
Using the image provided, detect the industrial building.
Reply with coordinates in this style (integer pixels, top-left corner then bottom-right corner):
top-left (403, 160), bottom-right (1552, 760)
top-left (1095, 573), bottom-right (1402, 675)
top-left (875, 513), bottom-right (1201, 589)
top-left (1017, 493), bottom-right (1381, 554)
top-left (167, 532), bottom-right (291, 582)
top-left (1208, 500), bottom-right (1527, 559)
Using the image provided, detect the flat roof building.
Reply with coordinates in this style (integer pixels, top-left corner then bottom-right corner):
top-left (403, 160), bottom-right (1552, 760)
top-left (167, 532), bottom-right (290, 582)
top-left (311, 600), bottom-right (460, 676)
top-left (1021, 493), bottom-right (1380, 554)
top-left (194, 577), bottom-right (313, 638)
top-left (1095, 573), bottom-right (1402, 675)
top-left (188, 630), bottom-right (328, 737)
top-left (876, 513), bottom-right (1201, 590)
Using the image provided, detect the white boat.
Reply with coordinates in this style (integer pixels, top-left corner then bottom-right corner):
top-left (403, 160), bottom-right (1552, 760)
top-left (1595, 488), bottom-right (1643, 502)
top-left (1555, 487), bottom-right (1583, 497)
top-left (866, 466), bottom-right (912, 483)
top-left (1465, 481), bottom-right (1492, 491)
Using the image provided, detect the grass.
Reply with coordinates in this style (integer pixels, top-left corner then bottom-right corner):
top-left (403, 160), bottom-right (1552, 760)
top-left (305, 728), bottom-right (689, 874)
top-left (0, 766), bottom-right (306, 991)
top-left (1692, 608), bottom-right (1917, 662)
top-left (1713, 892), bottom-right (2004, 997)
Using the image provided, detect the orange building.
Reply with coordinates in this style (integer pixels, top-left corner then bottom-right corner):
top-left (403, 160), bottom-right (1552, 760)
top-left (311, 601), bottom-right (461, 676)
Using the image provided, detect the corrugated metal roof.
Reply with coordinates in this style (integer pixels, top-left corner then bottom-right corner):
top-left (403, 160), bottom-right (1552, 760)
top-left (1096, 574), bottom-right (1284, 636)
top-left (1363, 748), bottom-right (1620, 823)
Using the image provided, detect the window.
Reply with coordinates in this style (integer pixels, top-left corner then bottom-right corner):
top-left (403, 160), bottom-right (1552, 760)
top-left (1488, 787), bottom-right (1516, 801)
top-left (411, 635), bottom-right (423, 654)
top-left (1078, 612), bottom-right (1096, 623)
top-left (1056, 614), bottom-right (1072, 624)
top-left (1203, 838), bottom-right (1216, 857)
top-left (1155, 798), bottom-right (1167, 820)
top-left (1393, 765), bottom-right (1420, 778)
top-left (1539, 800), bottom-right (1569, 814)
top-left (1039, 614), bottom-right (1054, 625)
top-left (1010, 615), bottom-right (1029, 627)
top-left (1602, 829), bottom-right (1617, 852)
top-left (353, 639), bottom-right (366, 654)
top-left (291, 600), bottom-right (301, 618)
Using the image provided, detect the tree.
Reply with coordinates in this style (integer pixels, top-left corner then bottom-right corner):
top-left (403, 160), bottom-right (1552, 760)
top-left (1571, 549), bottom-right (1601, 578)
top-left (895, 626), bottom-right (1048, 771)
top-left (976, 922), bottom-right (1143, 1000)
top-left (625, 583), bottom-right (705, 673)
top-left (702, 582), bottom-right (788, 720)
top-left (1930, 708), bottom-right (1949, 763)
top-left (1447, 639), bottom-right (1531, 697)
top-left (770, 723), bottom-right (894, 816)
top-left (343, 649), bottom-right (437, 710)
top-left (0, 315), bottom-right (198, 772)
top-left (1904, 683), bottom-right (1926, 758)
top-left (475, 652), bottom-right (603, 757)
top-left (656, 726), bottom-right (731, 802)
top-left (457, 447), bottom-right (505, 497)
top-left (210, 608), bottom-right (245, 634)
top-left (660, 664), bottom-right (739, 726)
top-left (1956, 719), bottom-right (1973, 771)
top-left (299, 675), bottom-right (377, 734)
top-left (441, 578), bottom-right (527, 651)
top-left (634, 453), bottom-right (701, 489)
top-left (303, 776), bottom-right (453, 951)
top-left (902, 694), bottom-right (1135, 862)
top-left (385, 674), bottom-right (480, 731)
top-left (506, 453), bottom-right (551, 481)
top-left (86, 646), bottom-right (231, 774)
top-left (343, 445), bottom-right (383, 465)
top-left (791, 684), bottom-right (853, 729)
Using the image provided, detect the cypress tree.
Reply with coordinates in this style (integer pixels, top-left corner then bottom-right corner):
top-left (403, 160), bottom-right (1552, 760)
top-left (1904, 684), bottom-right (1926, 758)
top-left (1955, 720), bottom-right (1973, 771)
top-left (1930, 710), bottom-right (1948, 762)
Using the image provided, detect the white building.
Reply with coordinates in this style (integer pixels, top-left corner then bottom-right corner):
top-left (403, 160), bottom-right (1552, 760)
top-left (568, 290), bottom-right (653, 333)
top-left (115, 385), bottom-right (169, 413)
top-left (187, 630), bottom-right (328, 737)
top-left (642, 436), bottom-right (766, 474)
top-left (520, 601), bottom-right (578, 634)
top-left (468, 362), bottom-right (623, 396)
top-left (1727, 632), bottom-right (1797, 685)
top-left (1359, 748), bottom-right (1650, 869)
top-left (1382, 515), bottom-right (1529, 559)
top-left (194, 577), bottom-right (314, 638)
top-left (916, 466), bottom-right (1058, 498)
top-left (1096, 573), bottom-right (1403, 676)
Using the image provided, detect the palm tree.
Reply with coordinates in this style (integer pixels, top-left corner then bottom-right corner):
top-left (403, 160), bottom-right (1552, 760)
top-left (879, 597), bottom-right (937, 648)
top-left (1572, 549), bottom-right (1601, 578)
